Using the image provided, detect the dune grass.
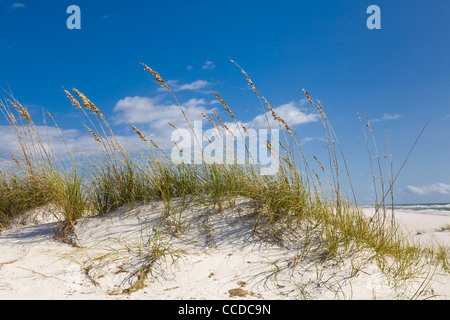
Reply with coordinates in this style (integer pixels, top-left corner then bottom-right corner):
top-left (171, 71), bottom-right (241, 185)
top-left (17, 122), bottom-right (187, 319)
top-left (0, 61), bottom-right (448, 298)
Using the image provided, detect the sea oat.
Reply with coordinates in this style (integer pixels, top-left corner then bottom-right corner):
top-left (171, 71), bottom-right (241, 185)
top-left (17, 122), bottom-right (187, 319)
top-left (316, 100), bottom-right (328, 121)
top-left (131, 124), bottom-right (147, 142)
top-left (282, 156), bottom-right (293, 167)
top-left (64, 89), bottom-right (82, 110)
top-left (265, 140), bottom-right (272, 152)
top-left (262, 97), bottom-right (292, 134)
top-left (279, 141), bottom-right (288, 154)
top-left (262, 97), bottom-right (278, 120)
top-left (282, 119), bottom-right (292, 135)
top-left (312, 168), bottom-right (321, 182)
top-left (302, 89), bottom-right (314, 106)
top-left (241, 124), bottom-right (252, 142)
top-left (73, 89), bottom-right (91, 109)
top-left (140, 62), bottom-right (169, 90)
top-left (366, 118), bottom-right (373, 134)
top-left (83, 124), bottom-right (101, 142)
top-left (201, 112), bottom-right (222, 136)
top-left (11, 154), bottom-right (22, 169)
top-left (203, 131), bottom-right (212, 144)
top-left (6, 99), bottom-right (23, 117)
top-left (8, 112), bottom-right (16, 123)
top-left (73, 88), bottom-right (105, 120)
top-left (230, 59), bottom-right (259, 97)
top-left (314, 156), bottom-right (325, 172)
top-left (212, 110), bottom-right (224, 127)
top-left (8, 99), bottom-right (32, 124)
top-left (173, 141), bottom-right (182, 152)
top-left (149, 138), bottom-right (160, 150)
top-left (211, 91), bottom-right (235, 120)
top-left (212, 110), bottom-right (235, 139)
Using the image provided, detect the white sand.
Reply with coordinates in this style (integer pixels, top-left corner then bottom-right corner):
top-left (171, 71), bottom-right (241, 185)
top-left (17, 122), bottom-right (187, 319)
top-left (363, 207), bottom-right (450, 247)
top-left (1, 199), bottom-right (449, 300)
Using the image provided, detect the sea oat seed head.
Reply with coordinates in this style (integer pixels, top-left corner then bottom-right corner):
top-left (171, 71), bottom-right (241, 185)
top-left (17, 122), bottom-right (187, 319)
top-left (8, 100), bottom-right (32, 123)
top-left (83, 124), bottom-right (101, 142)
top-left (64, 89), bottom-right (82, 110)
top-left (150, 138), bottom-right (160, 149)
top-left (230, 59), bottom-right (259, 97)
top-left (211, 91), bottom-right (235, 120)
top-left (314, 156), bottom-right (325, 172)
top-left (131, 124), bottom-right (147, 142)
top-left (73, 88), bottom-right (104, 120)
top-left (140, 62), bottom-right (169, 90)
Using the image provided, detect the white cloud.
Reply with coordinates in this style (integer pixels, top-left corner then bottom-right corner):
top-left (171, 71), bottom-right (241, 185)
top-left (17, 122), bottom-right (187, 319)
top-left (0, 125), bottom-right (102, 161)
top-left (0, 123), bottom-right (155, 165)
top-left (182, 98), bottom-right (218, 108)
top-left (157, 80), bottom-right (210, 92)
top-left (0, 96), bottom-right (320, 163)
top-left (10, 3), bottom-right (25, 9)
top-left (382, 113), bottom-right (402, 120)
top-left (372, 113), bottom-right (402, 122)
top-left (176, 80), bottom-right (210, 91)
top-left (202, 100), bottom-right (318, 150)
top-left (301, 137), bottom-right (323, 144)
top-left (202, 61), bottom-right (215, 70)
top-left (112, 95), bottom-right (215, 140)
top-left (111, 96), bottom-right (317, 149)
top-left (243, 100), bottom-right (319, 130)
top-left (187, 65), bottom-right (193, 71)
top-left (406, 183), bottom-right (450, 196)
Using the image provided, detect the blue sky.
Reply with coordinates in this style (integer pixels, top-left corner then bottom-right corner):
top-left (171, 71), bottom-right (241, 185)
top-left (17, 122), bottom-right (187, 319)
top-left (1, 0), bottom-right (450, 205)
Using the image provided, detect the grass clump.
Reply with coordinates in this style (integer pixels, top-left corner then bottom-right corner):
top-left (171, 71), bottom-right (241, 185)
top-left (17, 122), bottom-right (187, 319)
top-left (0, 61), bottom-right (448, 298)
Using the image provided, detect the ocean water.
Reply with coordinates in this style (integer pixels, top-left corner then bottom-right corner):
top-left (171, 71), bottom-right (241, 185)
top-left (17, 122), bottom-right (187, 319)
top-left (364, 203), bottom-right (450, 214)
top-left (392, 203), bottom-right (450, 214)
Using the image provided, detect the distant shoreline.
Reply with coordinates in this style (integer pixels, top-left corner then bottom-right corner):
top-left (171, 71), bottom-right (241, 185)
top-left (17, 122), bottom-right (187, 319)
top-left (362, 203), bottom-right (450, 215)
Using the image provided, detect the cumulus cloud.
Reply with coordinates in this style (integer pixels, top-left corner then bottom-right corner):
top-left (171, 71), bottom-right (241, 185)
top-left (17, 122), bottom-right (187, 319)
top-left (202, 61), bottom-right (215, 70)
top-left (11, 3), bottom-right (25, 9)
top-left (0, 125), bottom-right (102, 161)
top-left (157, 80), bottom-right (210, 92)
top-left (301, 137), bottom-right (324, 144)
top-left (0, 95), bottom-right (321, 164)
top-left (0, 123), bottom-right (155, 166)
top-left (383, 113), bottom-right (402, 120)
top-left (111, 95), bottom-right (318, 149)
top-left (6, 2), bottom-right (26, 11)
top-left (243, 100), bottom-right (319, 130)
top-left (112, 95), bottom-right (216, 140)
top-left (372, 113), bottom-right (402, 122)
top-left (202, 100), bottom-right (319, 152)
top-left (175, 80), bottom-right (210, 91)
top-left (406, 183), bottom-right (450, 196)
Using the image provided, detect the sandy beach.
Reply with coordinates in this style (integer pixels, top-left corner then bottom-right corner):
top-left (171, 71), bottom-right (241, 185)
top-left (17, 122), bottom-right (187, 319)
top-left (363, 207), bottom-right (450, 248)
top-left (0, 199), bottom-right (449, 300)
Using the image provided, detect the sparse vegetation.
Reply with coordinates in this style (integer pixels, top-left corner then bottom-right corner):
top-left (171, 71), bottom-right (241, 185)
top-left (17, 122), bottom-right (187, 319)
top-left (0, 61), bottom-right (448, 299)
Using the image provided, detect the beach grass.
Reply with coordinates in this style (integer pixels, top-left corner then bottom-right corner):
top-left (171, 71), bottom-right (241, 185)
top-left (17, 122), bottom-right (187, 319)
top-left (0, 62), bottom-right (448, 298)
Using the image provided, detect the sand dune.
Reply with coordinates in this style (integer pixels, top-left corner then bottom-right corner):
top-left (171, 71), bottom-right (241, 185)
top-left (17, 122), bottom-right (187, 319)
top-left (1, 199), bottom-right (449, 300)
